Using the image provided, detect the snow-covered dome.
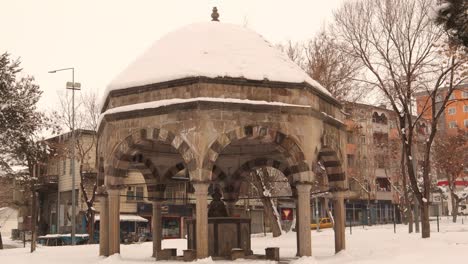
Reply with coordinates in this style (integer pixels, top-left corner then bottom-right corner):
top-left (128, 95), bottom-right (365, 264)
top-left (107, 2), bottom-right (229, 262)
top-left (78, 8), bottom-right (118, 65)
top-left (104, 22), bottom-right (331, 100)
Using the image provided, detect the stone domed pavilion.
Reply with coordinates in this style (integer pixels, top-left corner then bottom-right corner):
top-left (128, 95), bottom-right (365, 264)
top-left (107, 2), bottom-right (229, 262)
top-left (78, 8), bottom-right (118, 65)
top-left (97, 8), bottom-right (347, 261)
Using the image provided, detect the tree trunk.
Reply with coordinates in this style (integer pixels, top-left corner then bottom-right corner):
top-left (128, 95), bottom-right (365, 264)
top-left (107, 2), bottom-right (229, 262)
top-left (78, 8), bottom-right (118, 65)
top-left (421, 203), bottom-right (430, 238)
top-left (451, 195), bottom-right (459, 223)
top-left (401, 147), bottom-right (413, 233)
top-left (261, 197), bottom-right (282, 237)
top-left (253, 169), bottom-right (282, 237)
top-left (0, 232), bottom-right (3, 249)
top-left (31, 188), bottom-right (37, 253)
top-left (87, 210), bottom-right (95, 243)
top-left (367, 193), bottom-right (372, 226)
top-left (414, 201), bottom-right (420, 233)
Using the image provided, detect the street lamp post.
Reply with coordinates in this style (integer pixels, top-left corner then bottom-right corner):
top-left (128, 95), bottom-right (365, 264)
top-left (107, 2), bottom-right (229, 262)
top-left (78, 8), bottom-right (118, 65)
top-left (49, 67), bottom-right (80, 245)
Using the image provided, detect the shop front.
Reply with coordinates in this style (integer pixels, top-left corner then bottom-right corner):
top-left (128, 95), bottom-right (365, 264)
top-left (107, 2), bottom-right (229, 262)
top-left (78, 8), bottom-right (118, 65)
top-left (137, 203), bottom-right (194, 239)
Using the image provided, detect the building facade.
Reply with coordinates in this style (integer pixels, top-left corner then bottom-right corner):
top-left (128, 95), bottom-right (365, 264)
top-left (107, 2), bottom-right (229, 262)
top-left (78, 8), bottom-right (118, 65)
top-left (415, 83), bottom-right (468, 215)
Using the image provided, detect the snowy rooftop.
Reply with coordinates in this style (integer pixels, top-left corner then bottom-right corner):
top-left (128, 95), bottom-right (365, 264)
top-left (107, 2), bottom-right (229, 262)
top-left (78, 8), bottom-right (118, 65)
top-left (104, 22), bottom-right (331, 104)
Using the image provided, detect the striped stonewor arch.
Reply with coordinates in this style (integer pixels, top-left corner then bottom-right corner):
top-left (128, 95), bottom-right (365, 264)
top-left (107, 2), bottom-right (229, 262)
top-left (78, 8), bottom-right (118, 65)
top-left (203, 125), bottom-right (310, 181)
top-left (107, 128), bottom-right (196, 186)
top-left (211, 165), bottom-right (227, 181)
top-left (130, 153), bottom-right (163, 200)
top-left (163, 162), bottom-right (187, 180)
top-left (317, 147), bottom-right (345, 188)
top-left (223, 158), bottom-right (290, 195)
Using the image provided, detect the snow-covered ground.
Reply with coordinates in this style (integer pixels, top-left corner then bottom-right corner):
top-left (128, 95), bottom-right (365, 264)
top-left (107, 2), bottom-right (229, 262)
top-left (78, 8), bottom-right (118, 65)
top-left (0, 207), bottom-right (21, 249)
top-left (1, 217), bottom-right (468, 263)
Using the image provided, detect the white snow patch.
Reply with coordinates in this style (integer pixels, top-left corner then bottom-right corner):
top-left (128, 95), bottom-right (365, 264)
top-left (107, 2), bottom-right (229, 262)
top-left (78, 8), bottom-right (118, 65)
top-left (3, 218), bottom-right (468, 263)
top-left (291, 256), bottom-right (318, 264)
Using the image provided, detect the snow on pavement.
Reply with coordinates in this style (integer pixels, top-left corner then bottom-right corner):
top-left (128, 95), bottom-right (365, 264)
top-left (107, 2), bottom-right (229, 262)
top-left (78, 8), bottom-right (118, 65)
top-left (1, 218), bottom-right (468, 263)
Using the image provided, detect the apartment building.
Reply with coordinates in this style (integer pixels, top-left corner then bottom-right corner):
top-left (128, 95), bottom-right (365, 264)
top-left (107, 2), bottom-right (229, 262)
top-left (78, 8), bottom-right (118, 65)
top-left (342, 102), bottom-right (430, 224)
top-left (415, 83), bottom-right (468, 135)
top-left (415, 83), bottom-right (468, 215)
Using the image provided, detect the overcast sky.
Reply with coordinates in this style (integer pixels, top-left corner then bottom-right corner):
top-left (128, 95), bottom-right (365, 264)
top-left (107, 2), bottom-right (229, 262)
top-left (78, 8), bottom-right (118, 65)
top-left (0, 0), bottom-right (345, 112)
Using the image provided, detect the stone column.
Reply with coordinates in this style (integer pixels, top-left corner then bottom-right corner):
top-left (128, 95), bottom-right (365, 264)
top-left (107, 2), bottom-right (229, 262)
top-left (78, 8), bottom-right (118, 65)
top-left (296, 183), bottom-right (312, 257)
top-left (152, 200), bottom-right (162, 258)
top-left (108, 188), bottom-right (121, 255)
top-left (292, 187), bottom-right (300, 256)
top-left (193, 182), bottom-right (209, 259)
top-left (333, 192), bottom-right (346, 253)
top-left (98, 189), bottom-right (109, 256)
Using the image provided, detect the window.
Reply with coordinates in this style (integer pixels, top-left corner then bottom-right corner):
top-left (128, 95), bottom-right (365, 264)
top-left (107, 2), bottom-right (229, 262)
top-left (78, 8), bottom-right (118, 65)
top-left (464, 105), bottom-right (468, 113)
top-left (449, 94), bottom-right (456, 100)
top-left (127, 186), bottom-right (144, 201)
top-left (448, 107), bottom-right (456, 115)
top-left (360, 135), bottom-right (366, 144)
top-left (62, 159), bottom-right (66, 175)
top-left (126, 187), bottom-right (134, 201)
top-left (464, 119), bottom-right (468, 128)
top-left (135, 187), bottom-right (144, 200)
top-left (347, 132), bottom-right (354, 144)
top-left (69, 159), bottom-right (73, 175)
top-left (448, 121), bottom-right (457, 128)
top-left (347, 154), bottom-right (355, 167)
top-left (463, 91), bottom-right (468, 98)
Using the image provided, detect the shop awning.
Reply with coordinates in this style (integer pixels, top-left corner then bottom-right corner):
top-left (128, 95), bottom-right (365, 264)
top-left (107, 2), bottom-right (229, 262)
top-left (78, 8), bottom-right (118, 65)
top-left (94, 214), bottom-right (148, 223)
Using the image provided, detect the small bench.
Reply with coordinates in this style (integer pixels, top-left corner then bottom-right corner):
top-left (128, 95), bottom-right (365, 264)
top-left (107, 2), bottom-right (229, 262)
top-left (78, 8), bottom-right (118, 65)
top-left (265, 247), bottom-right (280, 261)
top-left (156, 248), bottom-right (176, 260)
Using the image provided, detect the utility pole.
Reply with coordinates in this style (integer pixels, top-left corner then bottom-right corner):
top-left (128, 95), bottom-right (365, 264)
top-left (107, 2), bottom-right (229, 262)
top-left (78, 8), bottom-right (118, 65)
top-left (31, 163), bottom-right (37, 253)
top-left (49, 68), bottom-right (80, 245)
top-left (315, 197), bottom-right (320, 232)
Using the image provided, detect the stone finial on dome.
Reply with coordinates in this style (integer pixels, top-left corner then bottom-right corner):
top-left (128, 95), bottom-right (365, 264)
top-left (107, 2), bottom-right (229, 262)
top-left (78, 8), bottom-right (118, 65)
top-left (211, 7), bottom-right (220, 22)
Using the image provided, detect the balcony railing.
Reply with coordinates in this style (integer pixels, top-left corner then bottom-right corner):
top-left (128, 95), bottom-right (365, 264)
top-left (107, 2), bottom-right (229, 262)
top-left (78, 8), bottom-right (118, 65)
top-left (38, 174), bottom-right (58, 185)
top-left (376, 191), bottom-right (393, 201)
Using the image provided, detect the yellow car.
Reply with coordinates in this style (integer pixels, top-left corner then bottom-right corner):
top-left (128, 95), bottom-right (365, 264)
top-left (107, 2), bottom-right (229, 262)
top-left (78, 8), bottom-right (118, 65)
top-left (310, 217), bottom-right (333, 229)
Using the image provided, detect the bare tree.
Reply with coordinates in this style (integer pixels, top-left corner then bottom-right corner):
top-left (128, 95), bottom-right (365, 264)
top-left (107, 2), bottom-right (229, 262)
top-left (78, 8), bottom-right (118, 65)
top-left (433, 129), bottom-right (468, 222)
top-left (252, 168), bottom-right (283, 237)
top-left (52, 91), bottom-right (99, 242)
top-left (303, 30), bottom-right (366, 102)
top-left (277, 31), bottom-right (366, 102)
top-left (276, 40), bottom-right (305, 68)
top-left (333, 0), bottom-right (467, 238)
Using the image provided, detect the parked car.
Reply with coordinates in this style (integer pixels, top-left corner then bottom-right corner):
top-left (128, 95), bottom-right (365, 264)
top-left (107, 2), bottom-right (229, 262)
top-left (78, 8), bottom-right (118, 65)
top-left (310, 218), bottom-right (333, 229)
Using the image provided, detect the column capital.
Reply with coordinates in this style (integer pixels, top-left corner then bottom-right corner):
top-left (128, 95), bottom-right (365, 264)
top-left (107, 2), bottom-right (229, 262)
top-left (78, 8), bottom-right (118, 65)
top-left (291, 171), bottom-right (315, 184)
top-left (107, 187), bottom-right (123, 196)
top-left (295, 182), bottom-right (312, 193)
top-left (192, 181), bottom-right (210, 194)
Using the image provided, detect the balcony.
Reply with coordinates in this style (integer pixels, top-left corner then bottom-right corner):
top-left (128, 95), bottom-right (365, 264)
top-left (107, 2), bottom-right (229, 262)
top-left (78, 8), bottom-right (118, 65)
top-left (36, 174), bottom-right (58, 192)
top-left (39, 174), bottom-right (58, 184)
top-left (375, 168), bottom-right (387, 178)
top-left (376, 191), bottom-right (393, 201)
top-left (372, 123), bottom-right (389, 133)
